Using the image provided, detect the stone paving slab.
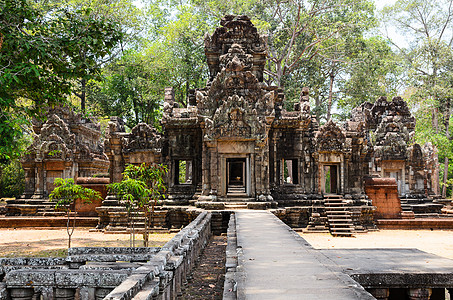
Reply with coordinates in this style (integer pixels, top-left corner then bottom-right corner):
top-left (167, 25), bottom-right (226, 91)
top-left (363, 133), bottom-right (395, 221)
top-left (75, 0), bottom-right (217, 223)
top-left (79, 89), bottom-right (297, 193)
top-left (321, 248), bottom-right (453, 288)
top-left (234, 210), bottom-right (374, 300)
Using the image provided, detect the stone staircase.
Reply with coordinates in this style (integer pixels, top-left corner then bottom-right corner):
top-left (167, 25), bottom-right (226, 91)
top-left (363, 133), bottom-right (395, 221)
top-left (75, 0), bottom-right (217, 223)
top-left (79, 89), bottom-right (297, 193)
top-left (5, 198), bottom-right (67, 216)
top-left (324, 195), bottom-right (355, 237)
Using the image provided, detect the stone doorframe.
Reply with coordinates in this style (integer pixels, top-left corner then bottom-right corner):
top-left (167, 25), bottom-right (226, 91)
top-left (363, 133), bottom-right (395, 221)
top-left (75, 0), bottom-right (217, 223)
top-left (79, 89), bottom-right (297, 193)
top-left (318, 152), bottom-right (344, 195)
top-left (381, 160), bottom-right (406, 196)
top-left (220, 153), bottom-right (253, 197)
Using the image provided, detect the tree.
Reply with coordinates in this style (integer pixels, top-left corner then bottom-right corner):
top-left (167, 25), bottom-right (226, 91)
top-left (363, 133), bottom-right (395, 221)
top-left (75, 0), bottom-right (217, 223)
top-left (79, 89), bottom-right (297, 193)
top-left (108, 163), bottom-right (167, 247)
top-left (382, 0), bottom-right (453, 197)
top-left (37, 0), bottom-right (144, 112)
top-left (337, 36), bottom-right (402, 113)
top-left (87, 47), bottom-right (173, 129)
top-left (0, 0), bottom-right (123, 160)
top-left (148, 3), bottom-right (210, 106)
top-left (49, 178), bottom-right (102, 248)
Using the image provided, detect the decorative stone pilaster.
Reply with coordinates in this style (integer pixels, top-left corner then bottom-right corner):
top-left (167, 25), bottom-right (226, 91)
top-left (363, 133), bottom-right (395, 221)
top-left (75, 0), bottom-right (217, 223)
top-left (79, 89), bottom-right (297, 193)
top-left (368, 288), bottom-right (390, 300)
top-left (55, 288), bottom-right (76, 300)
top-left (9, 288), bottom-right (34, 300)
top-left (95, 288), bottom-right (112, 300)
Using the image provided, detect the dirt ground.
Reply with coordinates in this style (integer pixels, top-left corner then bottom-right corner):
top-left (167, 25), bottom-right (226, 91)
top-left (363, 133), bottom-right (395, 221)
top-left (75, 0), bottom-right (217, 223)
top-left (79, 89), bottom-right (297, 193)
top-left (2, 228), bottom-right (453, 259)
top-left (0, 228), bottom-right (175, 257)
top-left (301, 229), bottom-right (453, 260)
top-left (180, 235), bottom-right (227, 300)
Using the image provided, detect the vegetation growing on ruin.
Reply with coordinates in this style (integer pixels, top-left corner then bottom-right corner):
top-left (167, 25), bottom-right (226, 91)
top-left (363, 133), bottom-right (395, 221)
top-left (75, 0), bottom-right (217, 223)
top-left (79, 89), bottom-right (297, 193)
top-left (108, 163), bottom-right (168, 247)
top-left (49, 178), bottom-right (102, 248)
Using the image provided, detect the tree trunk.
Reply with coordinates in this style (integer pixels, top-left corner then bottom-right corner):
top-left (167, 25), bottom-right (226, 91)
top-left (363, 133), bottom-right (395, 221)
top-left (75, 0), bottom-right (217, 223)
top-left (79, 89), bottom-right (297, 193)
top-left (276, 61), bottom-right (283, 87)
top-left (66, 210), bottom-right (76, 249)
top-left (314, 89), bottom-right (321, 124)
top-left (327, 71), bottom-right (335, 121)
top-left (432, 107), bottom-right (439, 134)
top-left (442, 99), bottom-right (451, 198)
top-left (81, 79), bottom-right (86, 113)
top-left (143, 208), bottom-right (149, 247)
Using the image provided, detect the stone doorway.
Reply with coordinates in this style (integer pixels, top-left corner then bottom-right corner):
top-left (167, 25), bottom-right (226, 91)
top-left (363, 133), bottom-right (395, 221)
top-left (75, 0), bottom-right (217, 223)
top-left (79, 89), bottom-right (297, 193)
top-left (322, 165), bottom-right (340, 194)
top-left (227, 158), bottom-right (247, 194)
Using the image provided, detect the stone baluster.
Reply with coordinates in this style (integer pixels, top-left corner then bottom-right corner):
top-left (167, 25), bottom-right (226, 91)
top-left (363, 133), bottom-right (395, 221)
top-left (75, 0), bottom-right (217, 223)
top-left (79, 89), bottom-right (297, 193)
top-left (447, 288), bottom-right (453, 299)
top-left (95, 288), bottom-right (112, 300)
top-left (407, 288), bottom-right (432, 300)
top-left (55, 288), bottom-right (76, 300)
top-left (9, 288), bottom-right (34, 300)
top-left (368, 288), bottom-right (390, 300)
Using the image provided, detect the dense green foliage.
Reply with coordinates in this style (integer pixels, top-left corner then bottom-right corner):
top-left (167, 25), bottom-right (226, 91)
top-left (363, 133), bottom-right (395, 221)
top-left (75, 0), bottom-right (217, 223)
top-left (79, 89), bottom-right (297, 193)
top-left (3, 0), bottom-right (453, 197)
top-left (0, 159), bottom-right (25, 198)
top-left (0, 0), bottom-right (123, 160)
top-left (382, 0), bottom-right (453, 196)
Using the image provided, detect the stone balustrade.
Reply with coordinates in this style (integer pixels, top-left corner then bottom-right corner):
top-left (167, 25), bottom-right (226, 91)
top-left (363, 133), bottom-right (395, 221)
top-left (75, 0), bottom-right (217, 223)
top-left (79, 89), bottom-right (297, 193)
top-left (104, 211), bottom-right (211, 300)
top-left (2, 211), bottom-right (212, 300)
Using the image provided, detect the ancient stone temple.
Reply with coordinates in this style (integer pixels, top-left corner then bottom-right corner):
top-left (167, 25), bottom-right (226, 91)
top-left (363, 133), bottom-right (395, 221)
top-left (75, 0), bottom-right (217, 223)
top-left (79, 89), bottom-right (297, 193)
top-left (6, 106), bottom-right (109, 215)
top-left (10, 15), bottom-right (441, 231)
top-left (103, 15), bottom-right (439, 228)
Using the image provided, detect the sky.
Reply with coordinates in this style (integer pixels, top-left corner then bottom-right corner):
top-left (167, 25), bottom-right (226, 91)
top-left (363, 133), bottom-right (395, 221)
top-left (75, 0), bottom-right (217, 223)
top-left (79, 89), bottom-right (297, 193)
top-left (374, 0), bottom-right (397, 10)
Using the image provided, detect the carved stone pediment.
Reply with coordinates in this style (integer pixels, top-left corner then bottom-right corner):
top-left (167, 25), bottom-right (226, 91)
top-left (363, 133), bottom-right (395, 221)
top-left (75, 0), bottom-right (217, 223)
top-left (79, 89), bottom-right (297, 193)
top-left (27, 114), bottom-right (75, 161)
top-left (204, 95), bottom-right (265, 141)
top-left (197, 40), bottom-right (275, 144)
top-left (123, 123), bottom-right (162, 154)
top-left (316, 120), bottom-right (346, 152)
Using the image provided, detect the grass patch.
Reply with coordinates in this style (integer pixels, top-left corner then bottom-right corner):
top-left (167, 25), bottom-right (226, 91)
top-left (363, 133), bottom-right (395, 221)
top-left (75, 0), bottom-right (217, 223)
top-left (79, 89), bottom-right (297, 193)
top-left (3, 248), bottom-right (68, 258)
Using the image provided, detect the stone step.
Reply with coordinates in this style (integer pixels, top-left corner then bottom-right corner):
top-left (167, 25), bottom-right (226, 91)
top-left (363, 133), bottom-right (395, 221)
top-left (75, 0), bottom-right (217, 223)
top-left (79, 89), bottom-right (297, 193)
top-left (323, 196), bottom-right (355, 237)
top-left (328, 219), bottom-right (353, 223)
top-left (224, 204), bottom-right (248, 210)
top-left (226, 193), bottom-right (250, 199)
top-left (327, 212), bottom-right (350, 215)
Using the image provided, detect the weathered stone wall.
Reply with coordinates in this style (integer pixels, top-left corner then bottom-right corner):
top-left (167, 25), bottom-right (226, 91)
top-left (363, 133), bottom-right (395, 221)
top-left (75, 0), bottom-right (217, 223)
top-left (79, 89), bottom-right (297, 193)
top-left (104, 211), bottom-right (212, 300)
top-left (1, 212), bottom-right (213, 300)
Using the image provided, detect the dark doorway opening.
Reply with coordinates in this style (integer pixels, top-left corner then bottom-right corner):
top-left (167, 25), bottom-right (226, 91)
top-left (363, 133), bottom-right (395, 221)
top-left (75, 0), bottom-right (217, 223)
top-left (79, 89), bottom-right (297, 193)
top-left (324, 165), bottom-right (339, 194)
top-left (227, 158), bottom-right (246, 194)
top-left (282, 158), bottom-right (299, 184)
top-left (174, 160), bottom-right (193, 185)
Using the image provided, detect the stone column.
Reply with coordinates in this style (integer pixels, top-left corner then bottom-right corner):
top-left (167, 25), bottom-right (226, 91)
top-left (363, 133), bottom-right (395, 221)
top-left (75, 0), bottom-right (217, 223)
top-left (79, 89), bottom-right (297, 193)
top-left (33, 163), bottom-right (44, 198)
top-left (9, 288), bottom-right (34, 300)
top-left (407, 288), bottom-right (432, 300)
top-left (209, 148), bottom-right (218, 198)
top-left (250, 152), bottom-right (256, 198)
top-left (447, 288), bottom-right (453, 299)
top-left (219, 154), bottom-right (226, 197)
top-left (94, 288), bottom-right (112, 300)
top-left (201, 142), bottom-right (210, 196)
top-left (368, 288), bottom-right (390, 300)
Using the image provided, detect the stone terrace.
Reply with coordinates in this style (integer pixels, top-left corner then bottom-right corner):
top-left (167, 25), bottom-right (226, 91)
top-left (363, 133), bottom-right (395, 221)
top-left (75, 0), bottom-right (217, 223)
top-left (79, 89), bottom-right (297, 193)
top-left (224, 210), bottom-right (453, 300)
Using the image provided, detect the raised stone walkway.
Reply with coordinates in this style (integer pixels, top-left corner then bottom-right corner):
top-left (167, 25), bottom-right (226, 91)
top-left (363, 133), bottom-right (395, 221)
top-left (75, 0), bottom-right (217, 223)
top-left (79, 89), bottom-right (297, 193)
top-left (232, 210), bottom-right (374, 300)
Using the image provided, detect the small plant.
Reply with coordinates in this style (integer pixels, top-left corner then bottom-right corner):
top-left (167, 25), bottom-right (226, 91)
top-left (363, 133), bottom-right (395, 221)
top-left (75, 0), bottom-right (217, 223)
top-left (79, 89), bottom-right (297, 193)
top-left (49, 178), bottom-right (102, 248)
top-left (109, 163), bottom-right (167, 247)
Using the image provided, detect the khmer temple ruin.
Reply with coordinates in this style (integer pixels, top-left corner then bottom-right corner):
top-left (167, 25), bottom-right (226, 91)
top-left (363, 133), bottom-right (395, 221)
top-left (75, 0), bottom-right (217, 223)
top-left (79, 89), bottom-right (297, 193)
top-left (4, 14), bottom-right (453, 300)
top-left (5, 15), bottom-right (443, 233)
top-left (6, 106), bottom-right (109, 216)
